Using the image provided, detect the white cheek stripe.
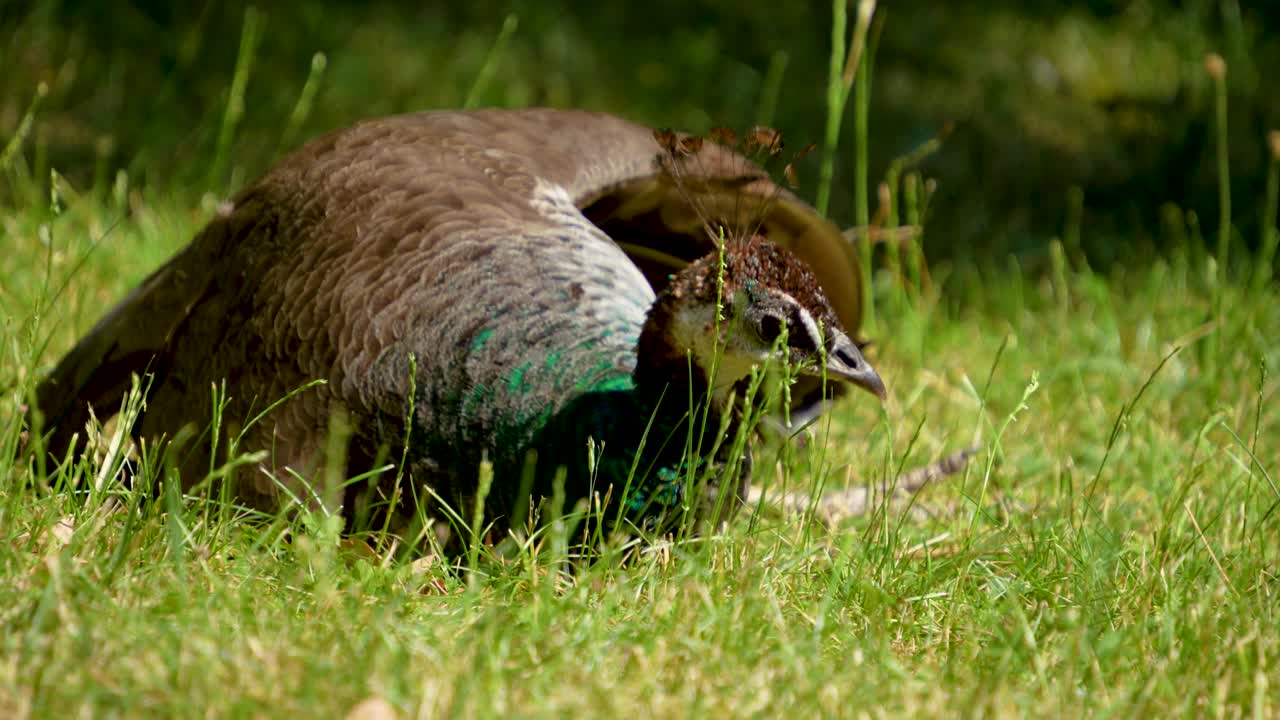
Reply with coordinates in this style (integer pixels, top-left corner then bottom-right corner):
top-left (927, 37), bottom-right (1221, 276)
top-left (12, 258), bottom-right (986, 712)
top-left (772, 291), bottom-right (826, 351)
top-left (798, 310), bottom-right (828, 355)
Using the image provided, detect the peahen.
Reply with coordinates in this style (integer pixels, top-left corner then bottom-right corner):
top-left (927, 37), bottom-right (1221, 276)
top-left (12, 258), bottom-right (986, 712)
top-left (30, 108), bottom-right (886, 536)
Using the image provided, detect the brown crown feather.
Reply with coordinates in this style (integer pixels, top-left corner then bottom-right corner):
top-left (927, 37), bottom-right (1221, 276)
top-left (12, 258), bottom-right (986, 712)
top-left (634, 235), bottom-right (844, 393)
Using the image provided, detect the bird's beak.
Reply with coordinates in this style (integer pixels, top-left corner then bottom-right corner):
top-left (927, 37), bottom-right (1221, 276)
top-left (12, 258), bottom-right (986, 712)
top-left (819, 331), bottom-right (886, 401)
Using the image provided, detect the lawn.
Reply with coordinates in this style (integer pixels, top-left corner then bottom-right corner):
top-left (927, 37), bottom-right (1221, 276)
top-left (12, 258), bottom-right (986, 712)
top-left (2, 4), bottom-right (1278, 718)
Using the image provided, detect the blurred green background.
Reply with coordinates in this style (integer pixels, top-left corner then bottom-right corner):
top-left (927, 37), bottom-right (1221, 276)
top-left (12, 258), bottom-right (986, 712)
top-left (3, 0), bottom-right (1277, 272)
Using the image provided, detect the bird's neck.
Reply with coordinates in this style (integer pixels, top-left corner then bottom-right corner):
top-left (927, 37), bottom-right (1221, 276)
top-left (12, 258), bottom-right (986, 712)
top-left (634, 292), bottom-right (714, 405)
top-left (637, 286), bottom-right (769, 413)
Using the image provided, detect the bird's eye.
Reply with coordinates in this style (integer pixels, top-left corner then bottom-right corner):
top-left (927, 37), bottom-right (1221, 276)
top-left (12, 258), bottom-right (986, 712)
top-left (758, 313), bottom-right (786, 344)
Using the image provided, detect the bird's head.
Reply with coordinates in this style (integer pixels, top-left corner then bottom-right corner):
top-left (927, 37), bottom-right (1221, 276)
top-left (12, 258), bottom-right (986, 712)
top-left (636, 235), bottom-right (885, 406)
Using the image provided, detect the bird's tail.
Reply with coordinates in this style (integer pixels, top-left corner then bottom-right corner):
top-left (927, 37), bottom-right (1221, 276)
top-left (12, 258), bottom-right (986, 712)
top-left (27, 222), bottom-right (220, 467)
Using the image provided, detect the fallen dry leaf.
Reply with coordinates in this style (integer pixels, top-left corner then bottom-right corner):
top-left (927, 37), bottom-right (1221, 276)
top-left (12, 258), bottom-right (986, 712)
top-left (345, 696), bottom-right (398, 720)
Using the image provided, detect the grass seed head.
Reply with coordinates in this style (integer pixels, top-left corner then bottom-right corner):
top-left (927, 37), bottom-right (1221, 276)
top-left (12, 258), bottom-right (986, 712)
top-left (1204, 53), bottom-right (1226, 80)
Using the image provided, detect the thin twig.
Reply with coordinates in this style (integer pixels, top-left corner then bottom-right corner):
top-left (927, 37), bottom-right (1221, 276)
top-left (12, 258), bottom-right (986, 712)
top-left (1183, 501), bottom-right (1236, 595)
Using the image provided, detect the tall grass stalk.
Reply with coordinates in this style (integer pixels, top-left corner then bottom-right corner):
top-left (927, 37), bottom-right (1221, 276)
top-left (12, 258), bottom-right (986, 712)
top-left (1255, 130), bottom-right (1280, 291)
top-left (817, 0), bottom-right (878, 338)
top-left (815, 0), bottom-right (848, 219)
top-left (1205, 52), bottom-right (1229, 384)
top-left (852, 4), bottom-right (879, 335)
top-left (468, 455), bottom-right (495, 590)
top-left (815, 0), bottom-right (876, 217)
top-left (882, 133), bottom-right (944, 303)
top-left (277, 52), bottom-right (329, 156)
top-left (851, 24), bottom-right (873, 232)
top-left (465, 15), bottom-right (519, 109)
top-left (209, 7), bottom-right (263, 194)
top-left (0, 82), bottom-right (48, 173)
top-left (755, 50), bottom-right (790, 128)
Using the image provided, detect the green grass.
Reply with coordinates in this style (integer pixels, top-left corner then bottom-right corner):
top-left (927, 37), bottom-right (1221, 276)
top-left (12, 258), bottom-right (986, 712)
top-left (3, 174), bottom-right (1278, 717)
top-left (3, 6), bottom-right (1280, 717)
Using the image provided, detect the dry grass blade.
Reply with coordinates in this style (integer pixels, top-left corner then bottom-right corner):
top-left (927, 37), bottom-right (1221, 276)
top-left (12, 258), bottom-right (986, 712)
top-left (747, 446), bottom-right (977, 524)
